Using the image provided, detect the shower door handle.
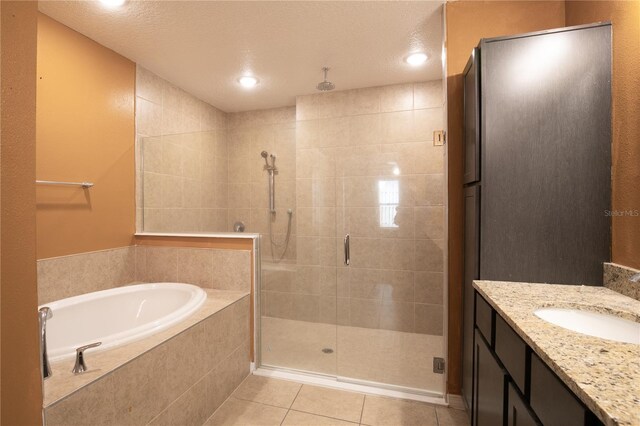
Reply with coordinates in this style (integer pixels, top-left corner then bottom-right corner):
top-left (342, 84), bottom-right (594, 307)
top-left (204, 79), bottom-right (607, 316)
top-left (344, 234), bottom-right (350, 266)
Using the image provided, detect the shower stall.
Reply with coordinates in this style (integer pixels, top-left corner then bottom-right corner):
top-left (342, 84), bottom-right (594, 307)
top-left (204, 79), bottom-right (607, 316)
top-left (140, 81), bottom-right (447, 402)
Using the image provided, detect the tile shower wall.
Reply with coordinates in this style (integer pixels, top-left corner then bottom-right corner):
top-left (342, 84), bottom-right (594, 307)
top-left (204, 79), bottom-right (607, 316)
top-left (263, 81), bottom-right (445, 336)
top-left (136, 66), bottom-right (229, 232)
top-left (136, 75), bottom-right (445, 335)
top-left (226, 107), bottom-right (297, 263)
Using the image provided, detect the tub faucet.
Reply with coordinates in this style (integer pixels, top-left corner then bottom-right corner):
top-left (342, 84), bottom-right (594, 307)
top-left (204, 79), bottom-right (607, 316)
top-left (38, 307), bottom-right (53, 380)
top-left (72, 342), bottom-right (102, 374)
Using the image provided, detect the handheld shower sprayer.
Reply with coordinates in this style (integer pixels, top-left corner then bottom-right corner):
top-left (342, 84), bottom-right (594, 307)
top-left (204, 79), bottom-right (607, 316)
top-left (261, 151), bottom-right (277, 171)
top-left (260, 150), bottom-right (293, 262)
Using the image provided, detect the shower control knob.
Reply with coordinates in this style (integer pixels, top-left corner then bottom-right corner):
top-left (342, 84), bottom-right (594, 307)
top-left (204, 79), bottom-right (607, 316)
top-left (233, 221), bottom-right (245, 232)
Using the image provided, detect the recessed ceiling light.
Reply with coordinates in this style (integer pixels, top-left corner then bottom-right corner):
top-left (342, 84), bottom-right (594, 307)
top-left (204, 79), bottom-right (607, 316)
top-left (238, 76), bottom-right (259, 88)
top-left (100, 0), bottom-right (126, 8)
top-left (405, 52), bottom-right (428, 66)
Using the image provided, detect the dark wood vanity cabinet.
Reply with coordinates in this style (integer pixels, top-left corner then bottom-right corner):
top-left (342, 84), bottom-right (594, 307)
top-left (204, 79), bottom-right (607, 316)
top-left (473, 329), bottom-right (507, 426)
top-left (472, 291), bottom-right (603, 426)
top-left (507, 383), bottom-right (539, 426)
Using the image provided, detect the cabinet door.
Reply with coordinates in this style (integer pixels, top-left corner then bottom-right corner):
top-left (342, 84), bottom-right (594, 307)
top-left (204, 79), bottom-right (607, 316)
top-left (507, 382), bottom-right (540, 426)
top-left (473, 329), bottom-right (506, 426)
top-left (479, 24), bottom-right (611, 285)
top-left (530, 353), bottom-right (587, 426)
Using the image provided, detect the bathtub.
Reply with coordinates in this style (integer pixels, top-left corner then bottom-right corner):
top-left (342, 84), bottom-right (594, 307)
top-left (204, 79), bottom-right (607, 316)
top-left (41, 283), bottom-right (207, 361)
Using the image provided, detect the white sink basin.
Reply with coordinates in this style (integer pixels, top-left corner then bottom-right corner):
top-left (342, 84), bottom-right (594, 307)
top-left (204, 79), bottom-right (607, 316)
top-left (534, 308), bottom-right (640, 344)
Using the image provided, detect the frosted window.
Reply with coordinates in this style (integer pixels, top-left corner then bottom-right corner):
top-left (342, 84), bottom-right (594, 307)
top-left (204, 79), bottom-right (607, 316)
top-left (378, 180), bottom-right (399, 228)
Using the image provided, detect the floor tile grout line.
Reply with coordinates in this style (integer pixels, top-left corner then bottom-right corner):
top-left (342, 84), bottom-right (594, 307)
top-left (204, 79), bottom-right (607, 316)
top-left (280, 408), bottom-right (289, 426)
top-left (289, 383), bottom-right (304, 409)
top-left (231, 395), bottom-right (297, 411)
top-left (286, 409), bottom-right (360, 425)
top-left (360, 394), bottom-right (366, 424)
top-left (279, 383), bottom-right (304, 426)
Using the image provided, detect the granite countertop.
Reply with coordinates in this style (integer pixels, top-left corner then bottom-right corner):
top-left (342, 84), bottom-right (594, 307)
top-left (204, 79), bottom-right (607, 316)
top-left (473, 280), bottom-right (640, 426)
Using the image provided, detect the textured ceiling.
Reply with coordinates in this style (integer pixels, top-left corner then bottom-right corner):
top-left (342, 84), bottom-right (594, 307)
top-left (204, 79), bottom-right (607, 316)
top-left (39, 1), bottom-right (444, 112)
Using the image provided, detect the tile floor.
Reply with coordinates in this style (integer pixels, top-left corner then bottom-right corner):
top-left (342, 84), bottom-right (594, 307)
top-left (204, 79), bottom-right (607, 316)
top-left (204, 375), bottom-right (469, 426)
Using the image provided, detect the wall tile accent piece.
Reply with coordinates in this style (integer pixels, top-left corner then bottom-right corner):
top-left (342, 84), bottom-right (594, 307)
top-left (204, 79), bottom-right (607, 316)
top-left (37, 246), bottom-right (136, 305)
top-left (136, 245), bottom-right (251, 292)
top-left (45, 296), bottom-right (250, 426)
top-left (604, 262), bottom-right (640, 301)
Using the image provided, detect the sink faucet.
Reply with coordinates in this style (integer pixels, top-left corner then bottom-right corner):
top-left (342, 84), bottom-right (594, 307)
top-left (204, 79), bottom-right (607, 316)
top-left (630, 273), bottom-right (640, 283)
top-left (38, 307), bottom-right (53, 379)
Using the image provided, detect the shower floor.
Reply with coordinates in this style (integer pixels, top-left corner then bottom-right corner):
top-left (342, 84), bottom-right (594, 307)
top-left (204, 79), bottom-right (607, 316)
top-left (261, 316), bottom-right (444, 393)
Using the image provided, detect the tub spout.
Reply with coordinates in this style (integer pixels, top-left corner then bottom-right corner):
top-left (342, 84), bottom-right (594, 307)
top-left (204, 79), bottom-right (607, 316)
top-left (38, 307), bottom-right (53, 380)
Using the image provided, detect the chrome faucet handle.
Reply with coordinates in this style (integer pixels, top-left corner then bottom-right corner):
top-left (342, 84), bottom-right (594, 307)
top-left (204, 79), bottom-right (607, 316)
top-left (630, 273), bottom-right (640, 283)
top-left (39, 307), bottom-right (53, 379)
top-left (72, 342), bottom-right (101, 374)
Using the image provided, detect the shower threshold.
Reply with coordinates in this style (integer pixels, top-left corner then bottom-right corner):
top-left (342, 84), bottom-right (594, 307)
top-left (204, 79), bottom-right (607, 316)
top-left (252, 365), bottom-right (448, 406)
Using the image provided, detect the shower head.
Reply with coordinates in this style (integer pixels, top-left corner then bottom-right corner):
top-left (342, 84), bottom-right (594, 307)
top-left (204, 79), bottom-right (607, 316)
top-left (316, 67), bottom-right (335, 92)
top-left (261, 151), bottom-right (270, 167)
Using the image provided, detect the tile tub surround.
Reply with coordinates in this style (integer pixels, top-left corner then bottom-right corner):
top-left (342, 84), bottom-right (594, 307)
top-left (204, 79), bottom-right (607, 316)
top-left (37, 244), bottom-right (252, 305)
top-left (45, 290), bottom-right (250, 425)
top-left (135, 245), bottom-right (252, 292)
top-left (604, 262), bottom-right (640, 301)
top-left (473, 280), bottom-right (640, 426)
top-left (37, 246), bottom-right (136, 305)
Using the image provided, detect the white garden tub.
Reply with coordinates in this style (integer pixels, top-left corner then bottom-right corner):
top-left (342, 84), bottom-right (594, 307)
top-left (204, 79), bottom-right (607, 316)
top-left (40, 283), bottom-right (207, 361)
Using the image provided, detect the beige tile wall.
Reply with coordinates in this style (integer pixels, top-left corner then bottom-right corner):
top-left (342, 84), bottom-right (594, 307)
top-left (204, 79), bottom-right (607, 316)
top-left (136, 66), bottom-right (229, 232)
top-left (37, 244), bottom-right (252, 304)
top-left (45, 296), bottom-right (250, 426)
top-left (136, 245), bottom-right (252, 292)
top-left (226, 107), bottom-right (297, 262)
top-left (263, 80), bottom-right (445, 336)
top-left (135, 73), bottom-right (445, 335)
top-left (37, 246), bottom-right (136, 305)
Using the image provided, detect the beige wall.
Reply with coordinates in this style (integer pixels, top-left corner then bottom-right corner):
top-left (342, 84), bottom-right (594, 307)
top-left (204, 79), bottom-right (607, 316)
top-left (445, 0), bottom-right (566, 395)
top-left (36, 14), bottom-right (136, 260)
top-left (565, 1), bottom-right (640, 270)
top-left (1, 1), bottom-right (43, 424)
top-left (136, 66), bottom-right (228, 233)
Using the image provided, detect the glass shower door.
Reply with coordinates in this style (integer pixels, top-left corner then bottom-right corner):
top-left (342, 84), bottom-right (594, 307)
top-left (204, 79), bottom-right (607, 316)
top-left (336, 145), bottom-right (446, 394)
top-left (260, 147), bottom-right (338, 376)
